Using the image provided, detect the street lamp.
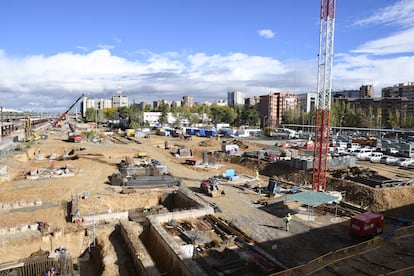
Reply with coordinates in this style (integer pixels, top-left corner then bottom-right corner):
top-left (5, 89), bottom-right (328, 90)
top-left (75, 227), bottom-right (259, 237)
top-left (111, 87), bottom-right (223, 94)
top-left (339, 115), bottom-right (345, 136)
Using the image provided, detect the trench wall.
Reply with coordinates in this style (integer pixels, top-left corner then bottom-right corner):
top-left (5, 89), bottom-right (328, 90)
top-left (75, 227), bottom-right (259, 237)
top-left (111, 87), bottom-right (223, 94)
top-left (83, 211), bottom-right (129, 225)
top-left (144, 203), bottom-right (214, 276)
top-left (162, 186), bottom-right (208, 211)
top-left (119, 221), bottom-right (160, 276)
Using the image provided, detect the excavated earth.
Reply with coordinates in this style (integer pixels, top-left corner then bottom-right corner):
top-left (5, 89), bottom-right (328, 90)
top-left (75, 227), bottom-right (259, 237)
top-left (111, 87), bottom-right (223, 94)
top-left (0, 130), bottom-right (413, 275)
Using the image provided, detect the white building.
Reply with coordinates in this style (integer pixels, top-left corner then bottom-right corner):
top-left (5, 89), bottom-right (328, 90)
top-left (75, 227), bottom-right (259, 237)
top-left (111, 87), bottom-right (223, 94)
top-left (227, 91), bottom-right (245, 106)
top-left (112, 94), bottom-right (128, 108)
top-left (297, 92), bottom-right (317, 113)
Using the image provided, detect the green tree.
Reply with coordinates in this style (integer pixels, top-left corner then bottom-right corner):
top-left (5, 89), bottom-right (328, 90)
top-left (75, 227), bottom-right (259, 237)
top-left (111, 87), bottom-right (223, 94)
top-left (241, 104), bottom-right (259, 126)
top-left (118, 106), bottom-right (131, 119)
top-left (209, 105), bottom-right (237, 125)
top-left (85, 108), bottom-right (96, 122)
top-left (158, 104), bottom-right (169, 125)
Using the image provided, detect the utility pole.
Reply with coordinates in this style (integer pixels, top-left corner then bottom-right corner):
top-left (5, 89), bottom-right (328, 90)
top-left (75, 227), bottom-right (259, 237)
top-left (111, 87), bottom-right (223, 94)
top-left (312, 0), bottom-right (336, 192)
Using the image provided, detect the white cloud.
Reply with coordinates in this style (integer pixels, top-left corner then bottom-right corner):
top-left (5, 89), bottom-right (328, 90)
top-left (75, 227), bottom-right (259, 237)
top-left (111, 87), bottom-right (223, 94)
top-left (258, 29), bottom-right (275, 39)
top-left (97, 44), bottom-right (115, 50)
top-left (0, 47), bottom-right (413, 113)
top-left (351, 28), bottom-right (414, 55)
top-left (76, 46), bottom-right (89, 52)
top-left (113, 37), bottom-right (122, 43)
top-left (333, 53), bottom-right (414, 93)
top-left (354, 0), bottom-right (414, 27)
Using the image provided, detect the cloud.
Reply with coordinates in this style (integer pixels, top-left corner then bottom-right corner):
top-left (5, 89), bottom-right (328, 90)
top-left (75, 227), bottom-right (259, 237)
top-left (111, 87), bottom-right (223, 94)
top-left (333, 53), bottom-right (414, 93)
top-left (351, 28), bottom-right (414, 55)
top-left (354, 0), bottom-right (414, 27)
top-left (113, 37), bottom-right (122, 43)
top-left (258, 29), bottom-right (275, 39)
top-left (97, 44), bottom-right (115, 50)
top-left (0, 47), bottom-right (413, 113)
top-left (76, 46), bottom-right (89, 52)
top-left (349, 0), bottom-right (414, 56)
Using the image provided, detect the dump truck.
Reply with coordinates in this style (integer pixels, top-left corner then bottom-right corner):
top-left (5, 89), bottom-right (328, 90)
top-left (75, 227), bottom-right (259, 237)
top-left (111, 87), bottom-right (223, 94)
top-left (200, 177), bottom-right (222, 197)
top-left (349, 211), bottom-right (384, 237)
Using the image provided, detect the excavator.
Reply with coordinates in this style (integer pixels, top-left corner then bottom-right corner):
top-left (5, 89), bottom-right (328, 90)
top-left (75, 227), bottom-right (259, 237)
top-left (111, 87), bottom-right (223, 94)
top-left (52, 94), bottom-right (84, 128)
top-left (67, 122), bottom-right (83, 143)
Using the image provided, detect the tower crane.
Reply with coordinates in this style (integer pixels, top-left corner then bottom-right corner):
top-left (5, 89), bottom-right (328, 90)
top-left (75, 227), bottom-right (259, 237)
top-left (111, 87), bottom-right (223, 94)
top-left (312, 0), bottom-right (336, 192)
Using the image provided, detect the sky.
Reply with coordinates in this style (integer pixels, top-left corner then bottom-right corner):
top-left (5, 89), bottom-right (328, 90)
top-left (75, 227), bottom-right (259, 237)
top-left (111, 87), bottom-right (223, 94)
top-left (1, 0), bottom-right (414, 113)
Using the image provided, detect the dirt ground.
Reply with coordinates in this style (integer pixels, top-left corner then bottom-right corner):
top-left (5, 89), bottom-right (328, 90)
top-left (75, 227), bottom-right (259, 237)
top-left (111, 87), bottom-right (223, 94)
top-left (1, 129), bottom-right (414, 275)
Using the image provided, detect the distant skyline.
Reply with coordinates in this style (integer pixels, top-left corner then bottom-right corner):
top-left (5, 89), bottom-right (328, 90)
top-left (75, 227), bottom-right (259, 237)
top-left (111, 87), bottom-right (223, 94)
top-left (1, 0), bottom-right (414, 113)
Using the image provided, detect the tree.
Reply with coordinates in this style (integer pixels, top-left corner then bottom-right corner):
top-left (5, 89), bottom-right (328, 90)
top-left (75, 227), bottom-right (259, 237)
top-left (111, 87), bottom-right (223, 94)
top-left (158, 104), bottom-right (169, 125)
top-left (118, 106), bottom-right (131, 119)
top-left (209, 105), bottom-right (237, 125)
top-left (85, 108), bottom-right (96, 122)
top-left (241, 104), bottom-right (259, 126)
top-left (144, 104), bottom-right (152, 112)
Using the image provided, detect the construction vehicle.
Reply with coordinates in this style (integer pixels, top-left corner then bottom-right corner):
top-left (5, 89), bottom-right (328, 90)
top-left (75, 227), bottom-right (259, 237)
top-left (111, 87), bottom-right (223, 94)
top-left (200, 177), bottom-right (222, 197)
top-left (135, 151), bottom-right (148, 158)
top-left (67, 122), bottom-right (83, 143)
top-left (349, 212), bottom-right (384, 238)
top-left (52, 94), bottom-right (84, 128)
top-left (351, 137), bottom-right (378, 147)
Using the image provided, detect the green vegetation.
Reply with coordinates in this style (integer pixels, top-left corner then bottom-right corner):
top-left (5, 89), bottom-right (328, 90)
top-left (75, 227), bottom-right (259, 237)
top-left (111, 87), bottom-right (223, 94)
top-left (85, 99), bottom-right (414, 129)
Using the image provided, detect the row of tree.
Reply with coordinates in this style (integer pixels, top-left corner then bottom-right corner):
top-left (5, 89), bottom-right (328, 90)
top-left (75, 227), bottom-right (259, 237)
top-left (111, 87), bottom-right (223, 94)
top-left (85, 100), bottom-right (414, 129)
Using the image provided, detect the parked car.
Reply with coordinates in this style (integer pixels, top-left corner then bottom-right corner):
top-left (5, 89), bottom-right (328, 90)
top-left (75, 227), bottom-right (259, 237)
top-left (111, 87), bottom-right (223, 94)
top-left (380, 156), bottom-right (399, 165)
top-left (395, 158), bottom-right (414, 167)
top-left (369, 152), bottom-right (383, 163)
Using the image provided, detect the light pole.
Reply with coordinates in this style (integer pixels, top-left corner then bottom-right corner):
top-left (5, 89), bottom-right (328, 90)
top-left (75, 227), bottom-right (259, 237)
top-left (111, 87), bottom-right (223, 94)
top-left (339, 115), bottom-right (345, 136)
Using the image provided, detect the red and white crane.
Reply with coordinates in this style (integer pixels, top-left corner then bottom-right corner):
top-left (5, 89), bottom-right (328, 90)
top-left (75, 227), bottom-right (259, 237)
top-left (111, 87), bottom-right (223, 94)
top-left (312, 0), bottom-right (336, 192)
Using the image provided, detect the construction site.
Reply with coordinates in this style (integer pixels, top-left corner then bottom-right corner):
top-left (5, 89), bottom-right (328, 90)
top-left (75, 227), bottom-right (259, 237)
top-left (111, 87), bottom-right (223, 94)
top-left (0, 120), bottom-right (413, 275)
top-left (0, 1), bottom-right (414, 275)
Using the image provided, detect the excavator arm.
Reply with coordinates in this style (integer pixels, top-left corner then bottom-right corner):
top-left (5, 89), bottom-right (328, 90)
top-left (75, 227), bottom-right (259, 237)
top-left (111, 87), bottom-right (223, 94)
top-left (52, 94), bottom-right (85, 128)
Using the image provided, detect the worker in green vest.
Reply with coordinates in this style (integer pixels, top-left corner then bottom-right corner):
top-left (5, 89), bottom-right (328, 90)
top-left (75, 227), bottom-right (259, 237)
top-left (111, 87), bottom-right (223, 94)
top-left (283, 213), bottom-right (292, 232)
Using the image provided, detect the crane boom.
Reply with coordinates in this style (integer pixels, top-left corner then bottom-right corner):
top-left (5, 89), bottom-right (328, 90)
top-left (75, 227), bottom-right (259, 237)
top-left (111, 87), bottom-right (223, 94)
top-left (52, 94), bottom-right (85, 128)
top-left (312, 0), bottom-right (336, 192)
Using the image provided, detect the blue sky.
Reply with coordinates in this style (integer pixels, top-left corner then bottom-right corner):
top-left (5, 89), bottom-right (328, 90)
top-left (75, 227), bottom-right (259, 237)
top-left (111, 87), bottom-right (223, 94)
top-left (1, 0), bottom-right (414, 113)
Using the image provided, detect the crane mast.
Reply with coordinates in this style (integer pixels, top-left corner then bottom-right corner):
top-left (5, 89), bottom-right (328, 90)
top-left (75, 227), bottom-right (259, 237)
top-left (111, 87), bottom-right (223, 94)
top-left (312, 0), bottom-right (336, 192)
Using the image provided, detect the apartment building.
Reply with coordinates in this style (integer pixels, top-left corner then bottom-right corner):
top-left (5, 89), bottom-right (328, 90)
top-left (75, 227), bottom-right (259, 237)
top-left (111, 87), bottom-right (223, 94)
top-left (259, 92), bottom-right (300, 128)
top-left (382, 82), bottom-right (414, 117)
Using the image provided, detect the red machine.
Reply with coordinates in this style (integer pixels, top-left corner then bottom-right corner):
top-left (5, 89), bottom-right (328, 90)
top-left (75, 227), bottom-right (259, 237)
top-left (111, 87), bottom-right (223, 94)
top-left (200, 178), bottom-right (222, 197)
top-left (52, 94), bottom-right (84, 128)
top-left (349, 212), bottom-right (384, 237)
top-left (67, 122), bottom-right (83, 143)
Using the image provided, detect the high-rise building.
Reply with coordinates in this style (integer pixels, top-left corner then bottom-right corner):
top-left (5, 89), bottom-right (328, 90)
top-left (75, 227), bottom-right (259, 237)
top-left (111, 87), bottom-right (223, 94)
top-left (297, 93), bottom-right (317, 112)
top-left (245, 96), bottom-right (260, 106)
top-left (382, 82), bottom-right (414, 115)
top-left (359, 84), bottom-right (374, 98)
top-left (259, 92), bottom-right (300, 128)
top-left (182, 96), bottom-right (194, 107)
top-left (227, 91), bottom-right (245, 106)
top-left (112, 94), bottom-right (128, 108)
